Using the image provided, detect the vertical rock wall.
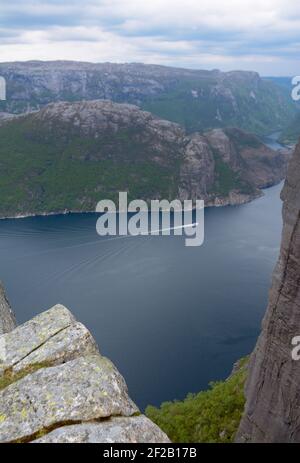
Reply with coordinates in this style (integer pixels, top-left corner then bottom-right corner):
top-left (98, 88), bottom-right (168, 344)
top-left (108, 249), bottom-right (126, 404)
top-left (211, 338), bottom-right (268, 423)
top-left (236, 141), bottom-right (300, 442)
top-left (0, 282), bottom-right (16, 335)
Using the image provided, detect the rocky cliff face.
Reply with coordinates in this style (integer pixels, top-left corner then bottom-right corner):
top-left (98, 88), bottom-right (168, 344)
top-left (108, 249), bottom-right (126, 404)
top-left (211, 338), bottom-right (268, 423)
top-left (0, 303), bottom-right (170, 443)
top-left (0, 61), bottom-right (295, 135)
top-left (0, 283), bottom-right (16, 335)
top-left (0, 100), bottom-right (289, 217)
top-left (236, 140), bottom-right (300, 442)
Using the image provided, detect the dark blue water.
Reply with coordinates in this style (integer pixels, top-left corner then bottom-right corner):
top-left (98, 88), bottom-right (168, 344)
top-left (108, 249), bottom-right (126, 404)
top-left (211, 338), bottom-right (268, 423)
top-left (0, 183), bottom-right (283, 409)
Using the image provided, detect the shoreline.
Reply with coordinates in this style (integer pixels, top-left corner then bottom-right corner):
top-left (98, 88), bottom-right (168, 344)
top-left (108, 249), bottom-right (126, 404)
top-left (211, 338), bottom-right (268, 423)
top-left (0, 191), bottom-right (265, 221)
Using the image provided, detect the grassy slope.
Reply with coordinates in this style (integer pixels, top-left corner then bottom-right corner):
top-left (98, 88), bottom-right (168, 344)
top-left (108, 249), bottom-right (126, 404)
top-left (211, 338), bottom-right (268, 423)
top-left (0, 112), bottom-right (261, 217)
top-left (211, 153), bottom-right (253, 197)
top-left (0, 117), bottom-right (180, 216)
top-left (146, 357), bottom-right (248, 443)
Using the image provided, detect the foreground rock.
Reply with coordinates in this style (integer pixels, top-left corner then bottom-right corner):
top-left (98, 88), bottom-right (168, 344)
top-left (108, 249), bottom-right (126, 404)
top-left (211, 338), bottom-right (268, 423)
top-left (236, 140), bottom-right (300, 442)
top-left (0, 355), bottom-right (138, 442)
top-left (0, 283), bottom-right (16, 335)
top-left (0, 305), bottom-right (98, 375)
top-left (33, 416), bottom-right (170, 443)
top-left (0, 304), bottom-right (170, 443)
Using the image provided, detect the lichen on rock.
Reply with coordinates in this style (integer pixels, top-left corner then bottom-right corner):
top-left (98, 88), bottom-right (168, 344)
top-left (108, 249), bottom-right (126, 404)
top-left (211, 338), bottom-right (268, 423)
top-left (0, 304), bottom-right (170, 443)
top-left (32, 416), bottom-right (170, 443)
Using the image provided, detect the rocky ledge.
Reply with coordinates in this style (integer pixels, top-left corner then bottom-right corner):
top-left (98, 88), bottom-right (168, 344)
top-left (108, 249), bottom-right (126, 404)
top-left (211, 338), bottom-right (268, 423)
top-left (236, 139), bottom-right (300, 442)
top-left (0, 301), bottom-right (170, 443)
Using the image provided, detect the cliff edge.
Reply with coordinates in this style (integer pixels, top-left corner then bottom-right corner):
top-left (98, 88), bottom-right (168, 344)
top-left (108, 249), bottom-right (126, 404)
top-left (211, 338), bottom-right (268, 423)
top-left (0, 282), bottom-right (16, 335)
top-left (0, 303), bottom-right (170, 443)
top-left (236, 140), bottom-right (300, 442)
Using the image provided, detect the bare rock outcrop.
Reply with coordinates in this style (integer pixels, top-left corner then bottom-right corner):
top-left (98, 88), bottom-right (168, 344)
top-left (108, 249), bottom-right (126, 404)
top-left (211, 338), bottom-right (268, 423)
top-left (0, 305), bottom-right (170, 443)
top-left (32, 416), bottom-right (168, 443)
top-left (236, 140), bottom-right (300, 442)
top-left (0, 283), bottom-right (16, 335)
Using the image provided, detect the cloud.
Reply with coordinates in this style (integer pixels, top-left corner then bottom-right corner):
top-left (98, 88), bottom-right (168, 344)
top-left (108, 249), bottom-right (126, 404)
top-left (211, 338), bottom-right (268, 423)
top-left (0, 0), bottom-right (299, 75)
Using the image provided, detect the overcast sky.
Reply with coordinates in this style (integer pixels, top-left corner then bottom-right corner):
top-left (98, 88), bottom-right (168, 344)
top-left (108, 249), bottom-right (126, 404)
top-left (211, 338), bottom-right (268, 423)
top-left (0, 0), bottom-right (299, 75)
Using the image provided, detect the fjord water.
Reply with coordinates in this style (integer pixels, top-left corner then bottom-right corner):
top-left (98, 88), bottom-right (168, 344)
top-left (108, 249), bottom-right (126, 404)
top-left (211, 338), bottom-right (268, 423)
top-left (0, 183), bottom-right (283, 409)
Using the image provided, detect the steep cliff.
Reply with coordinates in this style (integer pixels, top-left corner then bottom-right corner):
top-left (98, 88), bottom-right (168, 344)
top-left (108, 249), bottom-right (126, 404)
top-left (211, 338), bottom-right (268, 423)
top-left (0, 282), bottom-right (16, 335)
top-left (0, 100), bottom-right (289, 218)
top-left (236, 140), bottom-right (300, 442)
top-left (0, 303), bottom-right (170, 443)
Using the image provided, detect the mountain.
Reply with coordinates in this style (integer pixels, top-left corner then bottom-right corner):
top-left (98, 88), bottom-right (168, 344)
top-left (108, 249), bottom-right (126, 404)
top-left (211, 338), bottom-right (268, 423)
top-left (237, 138), bottom-right (300, 442)
top-left (265, 77), bottom-right (300, 144)
top-left (0, 61), bottom-right (296, 135)
top-left (0, 100), bottom-right (288, 218)
top-left (265, 77), bottom-right (293, 92)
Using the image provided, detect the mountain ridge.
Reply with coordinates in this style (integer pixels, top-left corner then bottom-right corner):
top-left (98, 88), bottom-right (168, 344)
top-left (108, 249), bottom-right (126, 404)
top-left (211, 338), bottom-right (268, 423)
top-left (0, 99), bottom-right (289, 218)
top-left (0, 60), bottom-right (296, 136)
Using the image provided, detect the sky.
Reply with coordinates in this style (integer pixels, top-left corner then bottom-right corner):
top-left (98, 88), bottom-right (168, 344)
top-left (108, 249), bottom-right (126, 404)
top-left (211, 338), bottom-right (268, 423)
top-left (0, 0), bottom-right (300, 75)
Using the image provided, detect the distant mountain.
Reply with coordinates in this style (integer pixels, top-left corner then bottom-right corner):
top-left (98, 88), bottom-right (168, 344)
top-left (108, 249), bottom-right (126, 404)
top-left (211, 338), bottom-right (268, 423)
top-left (265, 77), bottom-right (300, 144)
top-left (0, 61), bottom-right (296, 136)
top-left (264, 77), bottom-right (293, 91)
top-left (0, 100), bottom-right (289, 218)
